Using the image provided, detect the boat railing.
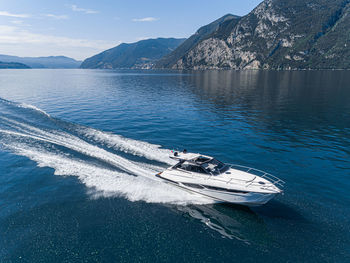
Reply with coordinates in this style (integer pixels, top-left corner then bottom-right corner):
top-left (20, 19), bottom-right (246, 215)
top-left (227, 164), bottom-right (285, 189)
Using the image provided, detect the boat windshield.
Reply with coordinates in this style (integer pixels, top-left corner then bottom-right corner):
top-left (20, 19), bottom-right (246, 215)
top-left (202, 159), bottom-right (229, 175)
top-left (175, 162), bottom-right (208, 174)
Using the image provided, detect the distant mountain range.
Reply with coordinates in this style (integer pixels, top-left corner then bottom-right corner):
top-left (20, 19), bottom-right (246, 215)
top-left (0, 55), bottom-right (81, 69)
top-left (0, 61), bottom-right (30, 69)
top-left (80, 38), bottom-right (185, 69)
top-left (82, 0), bottom-right (350, 70)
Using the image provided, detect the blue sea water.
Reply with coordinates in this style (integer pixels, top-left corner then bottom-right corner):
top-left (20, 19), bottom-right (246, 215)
top-left (0, 69), bottom-right (349, 262)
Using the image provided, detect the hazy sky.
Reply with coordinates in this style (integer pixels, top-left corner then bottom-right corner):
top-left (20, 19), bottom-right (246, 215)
top-left (0, 0), bottom-right (262, 60)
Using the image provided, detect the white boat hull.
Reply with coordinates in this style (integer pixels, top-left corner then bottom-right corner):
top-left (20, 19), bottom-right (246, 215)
top-left (197, 188), bottom-right (277, 206)
top-left (167, 180), bottom-right (277, 206)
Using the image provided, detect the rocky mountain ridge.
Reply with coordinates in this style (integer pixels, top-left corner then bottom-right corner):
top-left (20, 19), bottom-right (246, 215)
top-left (166, 0), bottom-right (350, 70)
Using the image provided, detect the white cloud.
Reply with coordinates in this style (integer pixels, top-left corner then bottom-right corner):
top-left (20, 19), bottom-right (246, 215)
top-left (0, 11), bottom-right (30, 18)
top-left (10, 20), bottom-right (24, 25)
top-left (0, 11), bottom-right (69, 20)
top-left (0, 25), bottom-right (111, 48)
top-left (9, 20), bottom-right (31, 27)
top-left (132, 17), bottom-right (158, 22)
top-left (70, 5), bottom-right (98, 14)
top-left (0, 25), bottom-right (17, 33)
top-left (0, 25), bottom-right (116, 60)
top-left (136, 37), bottom-right (149, 41)
top-left (44, 14), bottom-right (69, 20)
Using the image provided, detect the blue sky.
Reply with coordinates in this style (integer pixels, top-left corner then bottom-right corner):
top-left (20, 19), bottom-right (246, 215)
top-left (0, 0), bottom-right (262, 60)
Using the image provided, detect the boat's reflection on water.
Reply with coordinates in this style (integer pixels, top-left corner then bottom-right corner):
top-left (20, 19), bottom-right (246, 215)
top-left (171, 203), bottom-right (271, 245)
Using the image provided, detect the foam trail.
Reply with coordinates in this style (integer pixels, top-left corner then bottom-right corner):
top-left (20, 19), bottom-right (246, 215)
top-left (1, 121), bottom-right (164, 175)
top-left (76, 127), bottom-right (176, 165)
top-left (0, 98), bottom-right (51, 117)
top-left (19, 103), bottom-right (51, 117)
top-left (1, 115), bottom-right (176, 166)
top-left (1, 142), bottom-right (211, 204)
top-left (0, 98), bottom-right (213, 204)
top-left (0, 127), bottom-right (160, 178)
top-left (0, 117), bottom-right (164, 177)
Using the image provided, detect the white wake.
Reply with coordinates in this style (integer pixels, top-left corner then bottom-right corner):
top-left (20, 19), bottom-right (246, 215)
top-left (0, 100), bottom-right (212, 205)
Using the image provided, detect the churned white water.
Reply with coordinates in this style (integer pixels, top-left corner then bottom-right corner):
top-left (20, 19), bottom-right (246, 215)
top-left (0, 99), bottom-right (211, 205)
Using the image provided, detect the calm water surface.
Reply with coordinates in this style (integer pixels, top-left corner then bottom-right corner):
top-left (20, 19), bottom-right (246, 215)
top-left (0, 69), bottom-right (349, 262)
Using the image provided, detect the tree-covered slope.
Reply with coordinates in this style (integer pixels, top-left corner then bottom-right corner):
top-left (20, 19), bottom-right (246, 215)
top-left (0, 55), bottom-right (81, 68)
top-left (80, 38), bottom-right (185, 69)
top-left (0, 61), bottom-right (30, 69)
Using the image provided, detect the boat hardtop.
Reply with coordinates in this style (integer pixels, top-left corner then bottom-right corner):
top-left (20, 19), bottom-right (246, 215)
top-left (171, 151), bottom-right (257, 182)
top-left (170, 151), bottom-right (210, 162)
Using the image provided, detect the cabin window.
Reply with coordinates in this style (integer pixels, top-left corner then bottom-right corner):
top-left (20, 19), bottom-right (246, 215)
top-left (190, 166), bottom-right (207, 174)
top-left (178, 163), bottom-right (190, 171)
top-left (209, 159), bottom-right (225, 170)
top-left (195, 156), bottom-right (211, 163)
top-left (173, 161), bottom-right (185, 169)
top-left (202, 158), bottom-right (229, 174)
top-left (178, 163), bottom-right (207, 174)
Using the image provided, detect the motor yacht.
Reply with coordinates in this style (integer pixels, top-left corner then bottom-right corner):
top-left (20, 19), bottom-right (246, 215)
top-left (156, 150), bottom-right (284, 206)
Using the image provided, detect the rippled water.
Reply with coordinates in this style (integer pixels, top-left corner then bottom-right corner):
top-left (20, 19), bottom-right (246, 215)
top-left (0, 69), bottom-right (349, 262)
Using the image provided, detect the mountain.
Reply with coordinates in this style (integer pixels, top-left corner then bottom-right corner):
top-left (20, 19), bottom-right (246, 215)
top-left (154, 14), bottom-right (240, 69)
top-left (159, 0), bottom-right (350, 70)
top-left (0, 55), bottom-right (81, 68)
top-left (0, 61), bottom-right (30, 69)
top-left (80, 38), bottom-right (185, 69)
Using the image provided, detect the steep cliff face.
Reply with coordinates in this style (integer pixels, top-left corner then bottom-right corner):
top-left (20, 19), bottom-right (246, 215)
top-left (170, 0), bottom-right (350, 69)
top-left (154, 14), bottom-right (240, 68)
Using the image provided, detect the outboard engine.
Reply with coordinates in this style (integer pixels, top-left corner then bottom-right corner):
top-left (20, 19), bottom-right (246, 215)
top-left (183, 149), bottom-right (187, 154)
